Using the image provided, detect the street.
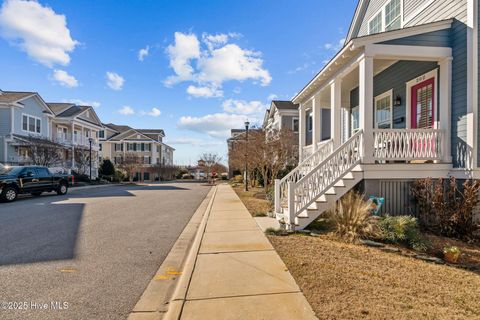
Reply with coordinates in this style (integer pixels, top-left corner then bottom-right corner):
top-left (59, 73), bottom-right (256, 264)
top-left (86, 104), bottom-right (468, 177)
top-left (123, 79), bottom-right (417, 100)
top-left (0, 182), bottom-right (211, 320)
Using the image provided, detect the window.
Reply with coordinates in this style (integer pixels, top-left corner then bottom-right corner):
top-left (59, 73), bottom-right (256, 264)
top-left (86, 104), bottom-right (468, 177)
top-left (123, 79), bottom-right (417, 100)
top-left (369, 12), bottom-right (383, 34)
top-left (368, 0), bottom-right (401, 34)
top-left (307, 114), bottom-right (313, 132)
top-left (22, 115), bottom-right (28, 131)
top-left (375, 90), bottom-right (393, 129)
top-left (385, 0), bottom-right (401, 30)
top-left (351, 106), bottom-right (359, 133)
top-left (292, 118), bottom-right (299, 133)
top-left (99, 143), bottom-right (102, 151)
top-left (22, 114), bottom-right (42, 134)
top-left (99, 130), bottom-right (105, 138)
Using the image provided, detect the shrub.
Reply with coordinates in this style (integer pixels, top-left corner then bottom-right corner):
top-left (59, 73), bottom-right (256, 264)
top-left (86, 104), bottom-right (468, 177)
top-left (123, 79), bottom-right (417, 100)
top-left (411, 177), bottom-right (480, 240)
top-left (377, 215), bottom-right (428, 252)
top-left (233, 175), bottom-right (243, 183)
top-left (99, 159), bottom-right (115, 176)
top-left (330, 192), bottom-right (377, 243)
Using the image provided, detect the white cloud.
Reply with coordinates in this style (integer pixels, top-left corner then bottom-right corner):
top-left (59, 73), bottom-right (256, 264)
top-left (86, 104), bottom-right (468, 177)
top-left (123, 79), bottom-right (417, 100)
top-left (138, 45), bottom-right (149, 61)
top-left (267, 94), bottom-right (278, 101)
top-left (140, 107), bottom-right (161, 117)
top-left (324, 38), bottom-right (345, 51)
top-left (166, 137), bottom-right (223, 147)
top-left (63, 99), bottom-right (100, 108)
top-left (165, 32), bottom-right (271, 98)
top-left (186, 85), bottom-right (223, 98)
top-left (0, 0), bottom-right (78, 67)
top-left (222, 99), bottom-right (266, 115)
top-left (178, 113), bottom-right (248, 139)
top-left (52, 69), bottom-right (78, 87)
top-left (106, 71), bottom-right (124, 90)
top-left (118, 105), bottom-right (134, 115)
top-left (165, 32), bottom-right (200, 86)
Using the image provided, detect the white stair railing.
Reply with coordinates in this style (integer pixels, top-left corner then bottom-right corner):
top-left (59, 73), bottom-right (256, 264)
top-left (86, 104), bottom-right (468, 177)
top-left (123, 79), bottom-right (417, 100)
top-left (275, 139), bottom-right (333, 214)
top-left (286, 130), bottom-right (363, 228)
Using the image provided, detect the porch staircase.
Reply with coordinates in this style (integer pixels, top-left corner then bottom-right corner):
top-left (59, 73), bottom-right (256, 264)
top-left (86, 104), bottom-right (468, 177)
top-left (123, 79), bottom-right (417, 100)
top-left (275, 130), bottom-right (364, 230)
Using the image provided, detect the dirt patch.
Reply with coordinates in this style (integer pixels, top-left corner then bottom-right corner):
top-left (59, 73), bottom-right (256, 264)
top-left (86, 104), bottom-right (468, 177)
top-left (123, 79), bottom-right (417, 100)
top-left (425, 234), bottom-right (480, 266)
top-left (232, 185), bottom-right (271, 216)
top-left (269, 234), bottom-right (480, 320)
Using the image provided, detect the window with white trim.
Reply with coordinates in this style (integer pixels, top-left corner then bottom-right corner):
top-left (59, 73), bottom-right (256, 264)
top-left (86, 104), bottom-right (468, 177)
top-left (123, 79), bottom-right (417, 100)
top-left (369, 12), bottom-right (383, 34)
top-left (292, 117), bottom-right (299, 132)
top-left (307, 114), bottom-right (313, 132)
top-left (385, 0), bottom-right (401, 31)
top-left (22, 114), bottom-right (41, 134)
top-left (374, 90), bottom-right (393, 129)
top-left (368, 0), bottom-right (402, 34)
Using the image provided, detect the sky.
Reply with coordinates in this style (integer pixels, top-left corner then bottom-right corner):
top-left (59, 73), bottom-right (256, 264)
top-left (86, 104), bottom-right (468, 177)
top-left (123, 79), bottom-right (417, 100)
top-left (0, 0), bottom-right (357, 165)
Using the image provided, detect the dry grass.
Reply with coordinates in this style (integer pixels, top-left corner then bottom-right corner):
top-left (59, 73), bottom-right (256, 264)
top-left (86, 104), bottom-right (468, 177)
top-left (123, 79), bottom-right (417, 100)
top-left (232, 185), bottom-right (271, 216)
top-left (269, 234), bottom-right (480, 320)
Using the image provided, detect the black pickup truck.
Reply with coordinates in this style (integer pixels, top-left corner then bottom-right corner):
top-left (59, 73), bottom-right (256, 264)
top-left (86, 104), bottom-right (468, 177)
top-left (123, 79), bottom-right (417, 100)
top-left (0, 166), bottom-right (73, 202)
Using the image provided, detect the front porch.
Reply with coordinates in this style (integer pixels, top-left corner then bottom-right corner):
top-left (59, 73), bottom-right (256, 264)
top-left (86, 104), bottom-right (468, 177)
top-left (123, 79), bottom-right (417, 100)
top-left (297, 42), bottom-right (453, 168)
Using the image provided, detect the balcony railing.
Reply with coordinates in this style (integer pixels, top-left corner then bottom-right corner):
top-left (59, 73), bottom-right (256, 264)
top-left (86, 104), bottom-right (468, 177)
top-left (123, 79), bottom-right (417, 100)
top-left (53, 134), bottom-right (98, 148)
top-left (373, 129), bottom-right (443, 161)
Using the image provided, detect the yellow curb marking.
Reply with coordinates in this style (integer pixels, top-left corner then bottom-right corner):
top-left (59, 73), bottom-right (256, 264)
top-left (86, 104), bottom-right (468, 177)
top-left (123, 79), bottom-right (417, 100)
top-left (154, 267), bottom-right (182, 280)
top-left (59, 268), bottom-right (78, 273)
top-left (154, 275), bottom-right (169, 280)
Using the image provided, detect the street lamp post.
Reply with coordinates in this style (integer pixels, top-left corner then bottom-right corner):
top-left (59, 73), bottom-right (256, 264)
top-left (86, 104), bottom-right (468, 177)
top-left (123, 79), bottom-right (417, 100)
top-left (88, 137), bottom-right (93, 181)
top-left (244, 121), bottom-right (250, 191)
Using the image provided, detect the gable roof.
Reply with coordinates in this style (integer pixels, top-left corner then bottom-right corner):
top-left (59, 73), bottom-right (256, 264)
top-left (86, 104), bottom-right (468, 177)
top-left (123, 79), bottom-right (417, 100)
top-left (271, 100), bottom-right (298, 110)
top-left (47, 102), bottom-right (75, 115)
top-left (345, 0), bottom-right (368, 43)
top-left (0, 90), bottom-right (54, 115)
top-left (48, 103), bottom-right (103, 127)
top-left (0, 91), bottom-right (36, 104)
top-left (103, 123), bottom-right (165, 142)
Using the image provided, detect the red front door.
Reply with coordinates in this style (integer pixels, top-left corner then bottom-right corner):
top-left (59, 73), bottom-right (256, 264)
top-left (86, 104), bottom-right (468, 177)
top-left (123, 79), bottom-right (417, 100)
top-left (411, 77), bottom-right (435, 129)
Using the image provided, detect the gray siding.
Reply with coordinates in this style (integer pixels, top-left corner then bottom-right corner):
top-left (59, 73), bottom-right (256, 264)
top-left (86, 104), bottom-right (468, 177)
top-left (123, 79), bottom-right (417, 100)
top-left (349, 60), bottom-right (438, 129)
top-left (380, 29), bottom-right (451, 47)
top-left (451, 19), bottom-right (468, 167)
top-left (0, 136), bottom-right (4, 162)
top-left (403, 0), bottom-right (429, 20)
top-left (405, 0), bottom-right (467, 27)
top-left (305, 110), bottom-right (312, 145)
top-left (321, 109), bottom-right (331, 140)
top-left (0, 108), bottom-right (11, 135)
top-left (12, 96), bottom-right (50, 138)
top-left (358, 0), bottom-right (388, 37)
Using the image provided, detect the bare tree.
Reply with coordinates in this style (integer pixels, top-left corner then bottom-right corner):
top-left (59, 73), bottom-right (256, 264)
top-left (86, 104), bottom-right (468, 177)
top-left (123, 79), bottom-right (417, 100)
top-left (20, 137), bottom-right (64, 167)
top-left (118, 152), bottom-right (142, 182)
top-left (149, 163), bottom-right (179, 181)
top-left (199, 153), bottom-right (222, 184)
top-left (74, 148), bottom-right (90, 175)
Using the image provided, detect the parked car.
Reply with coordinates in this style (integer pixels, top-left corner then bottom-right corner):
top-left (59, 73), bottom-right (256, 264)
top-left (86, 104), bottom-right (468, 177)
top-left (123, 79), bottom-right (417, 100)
top-left (0, 166), bottom-right (74, 202)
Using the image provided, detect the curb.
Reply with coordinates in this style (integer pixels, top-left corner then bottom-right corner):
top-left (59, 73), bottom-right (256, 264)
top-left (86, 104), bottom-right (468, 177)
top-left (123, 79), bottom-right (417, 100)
top-left (69, 183), bottom-right (122, 191)
top-left (128, 185), bottom-right (217, 320)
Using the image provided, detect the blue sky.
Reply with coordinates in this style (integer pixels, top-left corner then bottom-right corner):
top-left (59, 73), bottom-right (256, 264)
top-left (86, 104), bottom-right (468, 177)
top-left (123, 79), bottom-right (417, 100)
top-left (0, 0), bottom-right (357, 165)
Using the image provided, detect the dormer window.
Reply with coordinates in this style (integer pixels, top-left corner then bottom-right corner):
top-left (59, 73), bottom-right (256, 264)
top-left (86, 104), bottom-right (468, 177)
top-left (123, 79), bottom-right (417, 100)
top-left (368, 0), bottom-right (401, 35)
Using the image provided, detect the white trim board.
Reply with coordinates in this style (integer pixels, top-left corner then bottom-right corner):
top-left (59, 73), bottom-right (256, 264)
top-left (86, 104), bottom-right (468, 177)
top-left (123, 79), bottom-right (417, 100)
top-left (405, 68), bottom-right (438, 129)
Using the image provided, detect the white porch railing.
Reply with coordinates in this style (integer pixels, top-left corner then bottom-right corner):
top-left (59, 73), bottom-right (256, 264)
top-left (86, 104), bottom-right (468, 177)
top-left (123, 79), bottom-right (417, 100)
top-left (288, 130), bottom-right (363, 225)
top-left (302, 144), bottom-right (314, 160)
top-left (275, 139), bottom-right (333, 214)
top-left (373, 129), bottom-right (443, 161)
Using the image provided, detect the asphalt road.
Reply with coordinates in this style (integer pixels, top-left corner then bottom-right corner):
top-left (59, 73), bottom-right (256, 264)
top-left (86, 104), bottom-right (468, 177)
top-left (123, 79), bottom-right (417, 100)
top-left (0, 181), bottom-right (211, 320)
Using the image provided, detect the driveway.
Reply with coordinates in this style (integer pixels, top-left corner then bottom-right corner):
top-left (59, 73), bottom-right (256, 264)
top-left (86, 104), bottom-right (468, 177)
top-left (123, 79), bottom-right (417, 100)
top-left (0, 181), bottom-right (211, 320)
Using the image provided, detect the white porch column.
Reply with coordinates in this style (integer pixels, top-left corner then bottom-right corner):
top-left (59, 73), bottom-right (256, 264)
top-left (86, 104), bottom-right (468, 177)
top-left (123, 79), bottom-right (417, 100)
top-left (359, 55), bottom-right (374, 163)
top-left (331, 78), bottom-right (342, 149)
top-left (438, 57), bottom-right (453, 164)
top-left (299, 103), bottom-right (306, 160)
top-left (312, 97), bottom-right (321, 150)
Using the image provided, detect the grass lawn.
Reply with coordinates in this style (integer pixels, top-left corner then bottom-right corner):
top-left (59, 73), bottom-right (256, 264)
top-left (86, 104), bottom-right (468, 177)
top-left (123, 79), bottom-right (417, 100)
top-left (232, 184), bottom-right (271, 216)
top-left (269, 234), bottom-right (480, 320)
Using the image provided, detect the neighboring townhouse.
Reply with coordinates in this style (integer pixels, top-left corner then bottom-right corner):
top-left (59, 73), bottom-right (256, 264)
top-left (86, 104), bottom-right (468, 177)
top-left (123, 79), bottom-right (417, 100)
top-left (227, 129), bottom-right (246, 178)
top-left (262, 100), bottom-right (301, 140)
top-left (99, 123), bottom-right (174, 181)
top-left (47, 103), bottom-right (103, 177)
top-left (275, 0), bottom-right (480, 230)
top-left (0, 91), bottom-right (55, 165)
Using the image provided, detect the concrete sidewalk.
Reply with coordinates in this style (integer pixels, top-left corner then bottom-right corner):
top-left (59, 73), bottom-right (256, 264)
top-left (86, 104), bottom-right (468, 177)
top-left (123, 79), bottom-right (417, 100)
top-left (167, 183), bottom-right (317, 320)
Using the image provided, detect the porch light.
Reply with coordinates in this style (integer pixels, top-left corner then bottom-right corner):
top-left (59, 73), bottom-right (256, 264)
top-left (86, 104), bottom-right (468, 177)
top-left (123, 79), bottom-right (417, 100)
top-left (394, 95), bottom-right (402, 106)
